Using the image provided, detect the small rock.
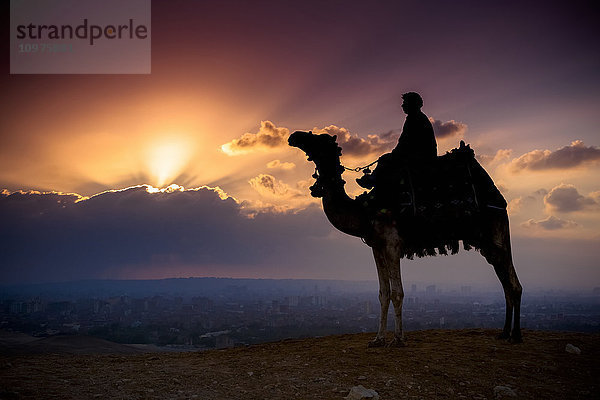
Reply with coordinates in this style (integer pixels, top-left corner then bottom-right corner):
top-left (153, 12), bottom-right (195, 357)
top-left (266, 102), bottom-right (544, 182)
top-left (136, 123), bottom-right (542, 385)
top-left (247, 371), bottom-right (254, 376)
top-left (345, 385), bottom-right (379, 400)
top-left (565, 343), bottom-right (581, 354)
top-left (493, 385), bottom-right (517, 398)
top-left (357, 375), bottom-right (367, 380)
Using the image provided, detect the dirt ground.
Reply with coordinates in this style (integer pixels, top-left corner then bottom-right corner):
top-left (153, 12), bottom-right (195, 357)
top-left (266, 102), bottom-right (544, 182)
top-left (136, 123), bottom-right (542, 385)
top-left (1, 329), bottom-right (598, 399)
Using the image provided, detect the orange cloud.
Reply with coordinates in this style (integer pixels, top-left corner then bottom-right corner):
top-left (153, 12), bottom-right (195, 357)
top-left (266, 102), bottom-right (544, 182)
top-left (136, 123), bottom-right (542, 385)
top-left (221, 121), bottom-right (289, 155)
top-left (223, 118), bottom-right (469, 159)
top-left (509, 140), bottom-right (600, 172)
top-left (266, 160), bottom-right (295, 170)
top-left (248, 174), bottom-right (300, 198)
top-left (477, 149), bottom-right (513, 166)
top-left (311, 125), bottom-right (397, 157)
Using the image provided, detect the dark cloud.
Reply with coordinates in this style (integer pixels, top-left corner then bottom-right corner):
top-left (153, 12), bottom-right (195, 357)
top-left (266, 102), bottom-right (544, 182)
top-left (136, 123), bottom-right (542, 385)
top-left (543, 184), bottom-right (598, 212)
top-left (429, 118), bottom-right (467, 139)
top-left (521, 215), bottom-right (577, 230)
top-left (222, 121), bottom-right (289, 155)
top-left (0, 186), bottom-right (346, 284)
top-left (510, 140), bottom-right (600, 172)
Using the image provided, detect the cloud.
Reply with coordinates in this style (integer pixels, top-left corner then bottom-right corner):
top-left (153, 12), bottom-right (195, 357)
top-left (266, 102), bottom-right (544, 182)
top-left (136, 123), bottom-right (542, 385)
top-left (249, 174), bottom-right (301, 198)
top-left (312, 125), bottom-right (397, 157)
top-left (266, 160), bottom-right (295, 170)
top-left (221, 121), bottom-right (290, 155)
top-left (477, 149), bottom-right (513, 166)
top-left (509, 140), bottom-right (600, 172)
top-left (521, 215), bottom-right (578, 231)
top-left (0, 185), bottom-right (341, 284)
top-left (507, 197), bottom-right (523, 214)
top-left (223, 119), bottom-right (469, 158)
top-left (543, 183), bottom-right (599, 213)
top-left (429, 118), bottom-right (467, 139)
top-left (317, 119), bottom-right (468, 157)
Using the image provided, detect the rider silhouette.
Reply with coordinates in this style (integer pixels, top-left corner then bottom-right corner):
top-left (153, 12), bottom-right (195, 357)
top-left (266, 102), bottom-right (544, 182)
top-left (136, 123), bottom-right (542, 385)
top-left (357, 92), bottom-right (437, 190)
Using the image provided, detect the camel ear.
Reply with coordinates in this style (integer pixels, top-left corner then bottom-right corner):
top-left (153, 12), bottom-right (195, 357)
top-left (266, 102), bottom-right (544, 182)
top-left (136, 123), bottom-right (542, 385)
top-left (332, 135), bottom-right (337, 141)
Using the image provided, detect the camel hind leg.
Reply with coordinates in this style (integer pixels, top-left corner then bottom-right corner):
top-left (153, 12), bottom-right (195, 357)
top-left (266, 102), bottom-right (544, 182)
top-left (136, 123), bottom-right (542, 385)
top-left (369, 246), bottom-right (391, 347)
top-left (481, 211), bottom-right (523, 343)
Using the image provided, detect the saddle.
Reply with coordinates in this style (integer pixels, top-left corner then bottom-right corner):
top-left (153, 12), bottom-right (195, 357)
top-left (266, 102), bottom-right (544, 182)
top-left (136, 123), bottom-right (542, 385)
top-left (359, 142), bottom-right (506, 258)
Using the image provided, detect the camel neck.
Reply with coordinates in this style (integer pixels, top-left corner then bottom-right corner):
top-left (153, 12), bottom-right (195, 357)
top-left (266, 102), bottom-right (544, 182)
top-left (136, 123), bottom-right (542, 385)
top-left (315, 158), bottom-right (366, 239)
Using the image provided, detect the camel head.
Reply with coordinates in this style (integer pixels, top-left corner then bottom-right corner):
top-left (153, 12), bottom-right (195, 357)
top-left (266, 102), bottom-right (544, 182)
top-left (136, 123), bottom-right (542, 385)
top-left (288, 131), bottom-right (342, 164)
top-left (289, 131), bottom-right (346, 198)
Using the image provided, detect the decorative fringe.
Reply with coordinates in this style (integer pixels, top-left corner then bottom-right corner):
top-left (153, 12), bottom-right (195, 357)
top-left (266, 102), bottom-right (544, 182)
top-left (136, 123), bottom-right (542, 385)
top-left (399, 239), bottom-right (481, 259)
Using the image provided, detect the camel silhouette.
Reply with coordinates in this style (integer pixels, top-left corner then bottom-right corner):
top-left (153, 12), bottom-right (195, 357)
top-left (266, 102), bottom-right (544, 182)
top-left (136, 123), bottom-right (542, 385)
top-left (289, 131), bottom-right (522, 347)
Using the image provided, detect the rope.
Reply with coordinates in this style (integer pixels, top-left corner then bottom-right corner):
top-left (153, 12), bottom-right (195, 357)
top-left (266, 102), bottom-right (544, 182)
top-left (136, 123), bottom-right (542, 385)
top-left (341, 159), bottom-right (379, 172)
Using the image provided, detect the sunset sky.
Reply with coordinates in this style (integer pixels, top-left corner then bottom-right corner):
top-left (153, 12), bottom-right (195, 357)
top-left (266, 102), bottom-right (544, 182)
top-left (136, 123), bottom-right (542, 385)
top-left (1, 0), bottom-right (599, 289)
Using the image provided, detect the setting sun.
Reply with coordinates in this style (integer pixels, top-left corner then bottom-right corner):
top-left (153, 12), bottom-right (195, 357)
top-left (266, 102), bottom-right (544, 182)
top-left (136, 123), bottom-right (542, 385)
top-left (145, 136), bottom-right (194, 187)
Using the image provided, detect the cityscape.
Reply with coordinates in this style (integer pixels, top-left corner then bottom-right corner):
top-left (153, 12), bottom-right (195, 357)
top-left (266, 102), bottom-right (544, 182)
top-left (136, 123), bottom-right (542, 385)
top-left (1, 278), bottom-right (599, 351)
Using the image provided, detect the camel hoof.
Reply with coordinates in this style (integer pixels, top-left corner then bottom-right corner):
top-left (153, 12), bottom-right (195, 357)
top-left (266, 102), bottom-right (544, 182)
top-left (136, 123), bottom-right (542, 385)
top-left (367, 338), bottom-right (386, 348)
top-left (496, 332), bottom-right (511, 341)
top-left (509, 335), bottom-right (523, 344)
top-left (386, 337), bottom-right (407, 348)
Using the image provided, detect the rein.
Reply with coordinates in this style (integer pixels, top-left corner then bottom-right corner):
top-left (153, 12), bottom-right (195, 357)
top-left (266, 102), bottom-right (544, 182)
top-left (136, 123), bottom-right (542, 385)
top-left (341, 159), bottom-right (379, 172)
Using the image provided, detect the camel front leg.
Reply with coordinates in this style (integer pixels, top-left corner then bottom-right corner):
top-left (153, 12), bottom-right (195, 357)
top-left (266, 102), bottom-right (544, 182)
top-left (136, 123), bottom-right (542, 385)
top-left (368, 247), bottom-right (390, 348)
top-left (387, 245), bottom-right (406, 347)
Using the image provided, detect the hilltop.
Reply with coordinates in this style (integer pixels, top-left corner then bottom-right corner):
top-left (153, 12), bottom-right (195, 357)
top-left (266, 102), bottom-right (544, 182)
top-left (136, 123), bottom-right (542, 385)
top-left (0, 331), bottom-right (144, 355)
top-left (1, 329), bottom-right (597, 399)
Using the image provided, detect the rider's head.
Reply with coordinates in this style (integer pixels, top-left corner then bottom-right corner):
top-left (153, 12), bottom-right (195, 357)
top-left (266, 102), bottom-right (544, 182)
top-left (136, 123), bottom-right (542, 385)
top-left (401, 92), bottom-right (423, 115)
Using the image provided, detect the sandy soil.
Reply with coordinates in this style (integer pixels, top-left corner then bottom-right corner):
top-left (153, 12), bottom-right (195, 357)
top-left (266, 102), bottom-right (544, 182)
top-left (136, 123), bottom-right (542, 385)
top-left (0, 329), bottom-right (597, 399)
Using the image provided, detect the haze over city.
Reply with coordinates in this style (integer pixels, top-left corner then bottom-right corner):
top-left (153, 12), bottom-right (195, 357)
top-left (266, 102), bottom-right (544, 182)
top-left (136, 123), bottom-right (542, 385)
top-left (1, 0), bottom-right (599, 290)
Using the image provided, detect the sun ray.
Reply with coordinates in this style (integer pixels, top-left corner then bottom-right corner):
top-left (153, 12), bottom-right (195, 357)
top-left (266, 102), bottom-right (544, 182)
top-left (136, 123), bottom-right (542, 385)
top-left (145, 136), bottom-right (194, 187)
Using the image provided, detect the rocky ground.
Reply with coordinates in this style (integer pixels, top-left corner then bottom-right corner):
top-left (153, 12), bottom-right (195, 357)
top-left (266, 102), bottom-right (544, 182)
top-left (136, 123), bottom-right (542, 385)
top-left (0, 329), bottom-right (598, 399)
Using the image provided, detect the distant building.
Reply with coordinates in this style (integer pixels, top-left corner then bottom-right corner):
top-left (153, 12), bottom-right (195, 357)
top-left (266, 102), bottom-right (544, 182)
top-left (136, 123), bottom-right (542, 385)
top-left (285, 296), bottom-right (299, 307)
top-left (272, 300), bottom-right (280, 313)
top-left (216, 335), bottom-right (235, 349)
